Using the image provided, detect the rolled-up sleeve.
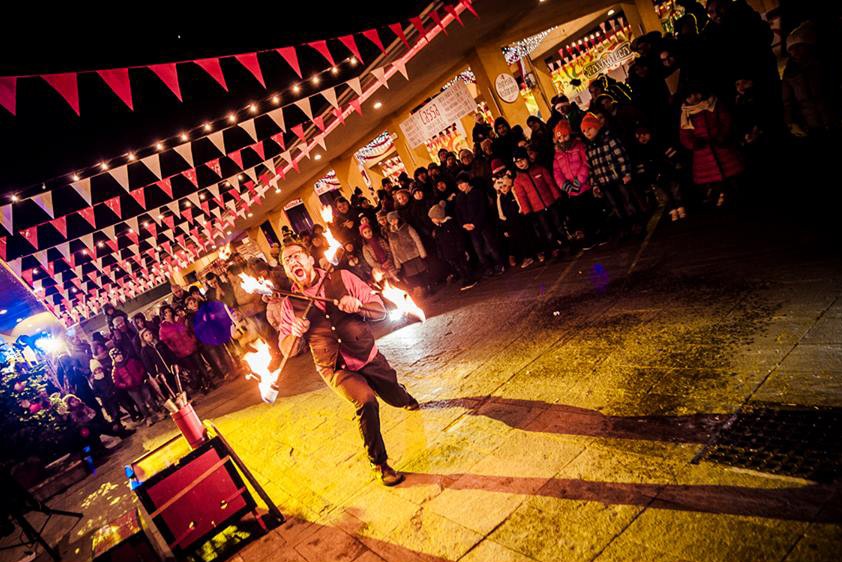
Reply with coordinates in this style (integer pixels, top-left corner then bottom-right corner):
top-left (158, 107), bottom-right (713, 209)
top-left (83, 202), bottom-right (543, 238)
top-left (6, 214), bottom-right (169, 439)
top-left (276, 298), bottom-right (296, 337)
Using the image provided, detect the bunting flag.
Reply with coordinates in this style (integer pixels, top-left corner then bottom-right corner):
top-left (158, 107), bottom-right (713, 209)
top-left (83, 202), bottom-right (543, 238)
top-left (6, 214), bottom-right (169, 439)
top-left (251, 141), bottom-right (265, 160)
top-left (104, 196), bottom-right (122, 218)
top-left (234, 53), bottom-right (266, 88)
top-left (109, 164), bottom-right (131, 191)
top-left (372, 67), bottom-right (389, 89)
top-left (393, 59), bottom-right (409, 80)
top-left (51, 215), bottom-right (68, 238)
top-left (78, 206), bottom-right (97, 228)
top-left (0, 237), bottom-right (6, 261)
top-left (321, 87), bottom-right (339, 109)
top-left (271, 132), bottom-right (285, 150)
top-left (182, 168), bottom-right (198, 187)
top-left (228, 149), bottom-right (244, 169)
top-left (208, 130), bottom-right (226, 154)
top-left (80, 233), bottom-right (94, 253)
top-left (0, 204), bottom-right (15, 234)
top-left (409, 17), bottom-right (427, 39)
top-left (307, 40), bottom-right (336, 67)
top-left (205, 158), bottom-right (221, 176)
top-left (293, 97), bottom-right (312, 120)
top-left (430, 10), bottom-right (447, 35)
top-left (339, 35), bottom-right (363, 63)
top-left (96, 68), bottom-right (133, 110)
top-left (461, 0), bottom-right (479, 18)
top-left (313, 115), bottom-right (325, 132)
top-left (445, 4), bottom-right (464, 26)
top-left (276, 46), bottom-right (302, 78)
top-left (148, 63), bottom-right (182, 101)
top-left (362, 28), bottom-right (385, 53)
top-left (140, 154), bottom-right (162, 179)
top-left (71, 178), bottom-right (92, 205)
top-left (194, 58), bottom-right (228, 91)
top-left (32, 192), bottom-right (54, 218)
top-left (156, 177), bottom-right (173, 198)
top-left (346, 77), bottom-right (362, 96)
top-left (314, 134), bottom-right (327, 151)
top-left (350, 98), bottom-right (363, 116)
top-left (333, 106), bottom-right (345, 125)
top-left (291, 124), bottom-right (306, 141)
top-left (389, 23), bottom-right (411, 49)
top-left (129, 187), bottom-right (146, 209)
top-left (267, 108), bottom-right (285, 131)
top-left (239, 119), bottom-right (258, 142)
top-left (173, 142), bottom-right (194, 168)
top-left (20, 226), bottom-right (39, 249)
top-left (0, 77), bottom-right (16, 116)
top-left (42, 73), bottom-right (80, 115)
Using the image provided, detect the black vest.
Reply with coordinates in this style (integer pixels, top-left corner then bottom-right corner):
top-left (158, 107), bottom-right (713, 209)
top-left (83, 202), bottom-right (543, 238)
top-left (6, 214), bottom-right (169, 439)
top-left (289, 270), bottom-right (375, 372)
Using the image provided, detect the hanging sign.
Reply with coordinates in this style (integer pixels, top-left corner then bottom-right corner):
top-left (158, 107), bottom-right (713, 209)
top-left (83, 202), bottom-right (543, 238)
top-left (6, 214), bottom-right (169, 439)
top-left (494, 73), bottom-right (520, 104)
top-left (283, 198), bottom-right (305, 211)
top-left (582, 41), bottom-right (635, 79)
top-left (399, 79), bottom-right (476, 147)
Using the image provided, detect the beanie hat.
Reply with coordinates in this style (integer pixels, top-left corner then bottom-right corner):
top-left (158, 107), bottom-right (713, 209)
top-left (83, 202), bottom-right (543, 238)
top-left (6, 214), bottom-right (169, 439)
top-left (512, 146), bottom-right (529, 161)
top-left (554, 119), bottom-right (571, 138)
top-left (89, 359), bottom-right (103, 372)
top-left (386, 211), bottom-right (400, 223)
top-left (394, 188), bottom-right (410, 199)
top-left (491, 159), bottom-right (507, 175)
top-left (580, 112), bottom-right (603, 133)
top-left (428, 202), bottom-right (446, 221)
top-left (359, 223), bottom-right (373, 235)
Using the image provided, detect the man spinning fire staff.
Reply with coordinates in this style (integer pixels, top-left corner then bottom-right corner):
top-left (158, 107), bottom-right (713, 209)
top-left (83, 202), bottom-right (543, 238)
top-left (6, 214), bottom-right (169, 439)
top-left (273, 240), bottom-right (420, 486)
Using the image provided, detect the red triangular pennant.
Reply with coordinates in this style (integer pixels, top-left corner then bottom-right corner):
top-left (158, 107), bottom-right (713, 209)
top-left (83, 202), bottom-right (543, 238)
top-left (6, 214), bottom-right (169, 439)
top-left (271, 132), bottom-right (285, 150)
top-left (409, 17), bottom-right (427, 39)
top-left (430, 10), bottom-right (448, 35)
top-left (51, 215), bottom-right (68, 238)
top-left (445, 5), bottom-right (464, 26)
top-left (276, 46), bottom-right (302, 78)
top-left (96, 68), bottom-right (133, 110)
top-left (182, 207), bottom-right (194, 224)
top-left (156, 178), bottom-right (173, 198)
top-left (350, 99), bottom-right (363, 115)
top-left (234, 53), bottom-right (266, 88)
top-left (333, 106), bottom-right (345, 125)
top-left (313, 115), bottom-right (325, 131)
top-left (194, 58), bottom-right (228, 91)
top-left (42, 73), bottom-right (80, 115)
top-left (205, 158), bottom-right (221, 176)
top-left (78, 206), bottom-right (96, 228)
top-left (200, 199), bottom-right (210, 215)
top-left (0, 237), bottom-right (5, 261)
top-left (229, 149), bottom-right (243, 169)
top-left (130, 187), bottom-right (146, 209)
top-left (362, 29), bottom-right (385, 53)
top-left (0, 77), bottom-right (16, 116)
top-left (291, 123), bottom-right (306, 141)
top-left (146, 221), bottom-right (157, 239)
top-left (182, 168), bottom-right (198, 187)
top-left (461, 0), bottom-right (479, 18)
top-left (104, 196), bottom-right (122, 218)
top-left (20, 226), bottom-right (39, 249)
top-left (389, 23), bottom-right (410, 49)
top-left (163, 215), bottom-right (175, 232)
top-left (251, 141), bottom-right (265, 160)
top-left (307, 40), bottom-right (335, 67)
top-left (338, 34), bottom-right (363, 63)
top-left (148, 63), bottom-right (182, 101)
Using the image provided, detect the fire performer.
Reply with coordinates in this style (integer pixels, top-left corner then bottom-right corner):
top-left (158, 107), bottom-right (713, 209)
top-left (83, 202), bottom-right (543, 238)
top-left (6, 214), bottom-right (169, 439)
top-left (274, 240), bottom-right (420, 486)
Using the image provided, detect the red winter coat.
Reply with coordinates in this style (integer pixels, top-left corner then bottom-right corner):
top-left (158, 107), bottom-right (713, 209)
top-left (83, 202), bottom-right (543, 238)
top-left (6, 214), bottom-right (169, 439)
top-left (112, 357), bottom-right (146, 390)
top-left (552, 139), bottom-right (591, 197)
top-left (158, 320), bottom-right (197, 359)
top-left (679, 105), bottom-right (744, 185)
top-left (512, 165), bottom-right (562, 214)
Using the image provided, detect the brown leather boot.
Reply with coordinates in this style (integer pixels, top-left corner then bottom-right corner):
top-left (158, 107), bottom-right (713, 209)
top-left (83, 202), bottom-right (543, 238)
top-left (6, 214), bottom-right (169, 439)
top-left (373, 463), bottom-right (405, 486)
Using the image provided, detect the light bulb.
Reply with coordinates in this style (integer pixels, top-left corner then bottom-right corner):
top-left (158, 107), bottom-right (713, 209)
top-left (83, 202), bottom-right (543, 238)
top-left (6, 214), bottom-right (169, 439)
top-left (312, 75), bottom-right (321, 85)
top-left (127, 152), bottom-right (136, 161)
top-left (72, 173), bottom-right (80, 181)
top-left (249, 103), bottom-right (257, 114)
top-left (203, 122), bottom-right (212, 131)
top-left (331, 66), bottom-right (339, 75)
top-left (271, 95), bottom-right (280, 105)
top-left (180, 132), bottom-right (189, 141)
top-left (292, 84), bottom-right (301, 94)
top-left (156, 142), bottom-right (164, 151)
top-left (373, 101), bottom-right (383, 109)
top-left (227, 113), bottom-right (237, 123)
top-left (99, 162), bottom-right (109, 170)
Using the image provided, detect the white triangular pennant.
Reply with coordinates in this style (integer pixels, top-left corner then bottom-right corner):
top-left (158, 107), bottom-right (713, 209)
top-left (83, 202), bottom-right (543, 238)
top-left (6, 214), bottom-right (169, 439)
top-left (267, 108), bottom-right (285, 131)
top-left (174, 142), bottom-right (194, 168)
top-left (321, 87), bottom-right (339, 109)
top-left (187, 192), bottom-right (201, 208)
top-left (162, 229), bottom-right (174, 242)
top-left (126, 216), bottom-right (139, 233)
top-left (167, 201), bottom-right (179, 214)
top-left (109, 165), bottom-right (130, 191)
top-left (293, 97), bottom-right (313, 120)
top-left (140, 154), bottom-right (162, 179)
top-left (372, 67), bottom-right (389, 89)
top-left (280, 150), bottom-right (293, 165)
top-left (32, 192), bottom-right (54, 218)
top-left (392, 59), bottom-right (409, 80)
top-left (102, 225), bottom-right (116, 240)
top-left (70, 178), bottom-right (92, 205)
top-left (80, 233), bottom-right (94, 252)
top-left (244, 168), bottom-right (258, 183)
top-left (33, 250), bottom-right (49, 270)
top-left (208, 183), bottom-right (221, 198)
top-left (56, 242), bottom-right (70, 259)
top-left (208, 131), bottom-right (226, 155)
top-left (212, 207), bottom-right (222, 218)
top-left (346, 77), bottom-right (362, 96)
top-left (314, 134), bottom-right (327, 151)
top-left (239, 119), bottom-right (258, 142)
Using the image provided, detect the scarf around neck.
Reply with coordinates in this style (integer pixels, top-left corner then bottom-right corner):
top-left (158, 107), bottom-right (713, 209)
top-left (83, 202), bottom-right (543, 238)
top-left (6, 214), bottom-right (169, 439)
top-left (680, 96), bottom-right (717, 130)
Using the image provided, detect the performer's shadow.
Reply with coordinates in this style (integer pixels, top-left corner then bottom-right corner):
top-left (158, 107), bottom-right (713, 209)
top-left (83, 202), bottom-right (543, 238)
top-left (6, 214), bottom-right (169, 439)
top-left (412, 397), bottom-right (842, 524)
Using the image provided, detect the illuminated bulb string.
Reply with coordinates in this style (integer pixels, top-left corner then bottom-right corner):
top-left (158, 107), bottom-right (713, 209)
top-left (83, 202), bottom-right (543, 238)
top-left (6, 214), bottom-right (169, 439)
top-left (502, 27), bottom-right (556, 65)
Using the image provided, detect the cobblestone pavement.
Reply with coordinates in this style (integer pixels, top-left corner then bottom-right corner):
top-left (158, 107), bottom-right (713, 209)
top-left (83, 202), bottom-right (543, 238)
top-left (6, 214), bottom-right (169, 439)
top-left (4, 207), bottom-right (841, 562)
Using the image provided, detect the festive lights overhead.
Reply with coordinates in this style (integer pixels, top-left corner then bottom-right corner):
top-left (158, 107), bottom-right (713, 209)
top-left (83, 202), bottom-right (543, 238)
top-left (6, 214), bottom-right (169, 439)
top-left (502, 26), bottom-right (557, 65)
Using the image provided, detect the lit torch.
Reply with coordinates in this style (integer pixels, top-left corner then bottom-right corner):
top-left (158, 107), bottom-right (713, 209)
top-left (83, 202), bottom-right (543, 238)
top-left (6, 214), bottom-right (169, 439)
top-left (243, 339), bottom-right (282, 403)
top-left (238, 272), bottom-right (275, 296)
top-left (381, 281), bottom-right (426, 323)
top-left (319, 206), bottom-right (344, 266)
top-left (218, 243), bottom-right (232, 261)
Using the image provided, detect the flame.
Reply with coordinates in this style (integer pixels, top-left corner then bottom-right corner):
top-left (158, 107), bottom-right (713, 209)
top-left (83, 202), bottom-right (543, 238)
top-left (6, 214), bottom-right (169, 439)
top-left (320, 205), bottom-right (333, 224)
top-left (322, 226), bottom-right (343, 265)
top-left (243, 339), bottom-right (281, 400)
top-left (381, 281), bottom-right (426, 322)
top-left (218, 243), bottom-right (232, 260)
top-left (372, 269), bottom-right (384, 283)
top-left (239, 272), bottom-right (275, 296)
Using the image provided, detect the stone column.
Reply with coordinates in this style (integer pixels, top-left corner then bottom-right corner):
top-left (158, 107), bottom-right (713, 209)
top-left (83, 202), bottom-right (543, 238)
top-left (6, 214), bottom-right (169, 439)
top-left (468, 44), bottom-right (532, 126)
top-left (621, 0), bottom-right (664, 37)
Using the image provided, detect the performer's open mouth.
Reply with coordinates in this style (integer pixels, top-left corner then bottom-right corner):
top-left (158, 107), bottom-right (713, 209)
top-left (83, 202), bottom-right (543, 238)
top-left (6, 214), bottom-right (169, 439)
top-left (292, 266), bottom-right (305, 279)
